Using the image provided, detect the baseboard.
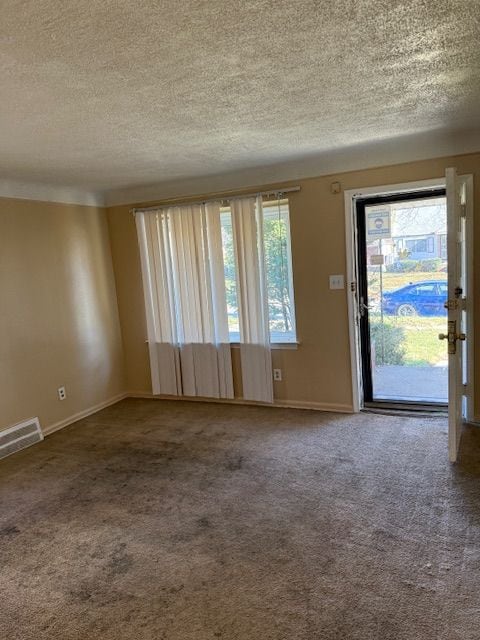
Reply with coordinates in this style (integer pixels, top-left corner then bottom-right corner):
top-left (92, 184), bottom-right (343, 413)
top-left (273, 399), bottom-right (354, 413)
top-left (468, 418), bottom-right (480, 428)
top-left (42, 392), bottom-right (129, 437)
top-left (41, 390), bottom-right (353, 440)
top-left (127, 391), bottom-right (354, 414)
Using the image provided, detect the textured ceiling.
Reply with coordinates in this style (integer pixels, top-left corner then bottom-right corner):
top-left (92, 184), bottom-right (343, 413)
top-left (1, 0), bottom-right (480, 203)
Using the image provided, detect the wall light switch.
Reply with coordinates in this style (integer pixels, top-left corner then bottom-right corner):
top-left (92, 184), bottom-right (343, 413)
top-left (329, 275), bottom-right (345, 290)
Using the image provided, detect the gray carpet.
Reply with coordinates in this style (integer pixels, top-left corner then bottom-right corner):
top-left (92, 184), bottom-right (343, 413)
top-left (1, 399), bottom-right (479, 640)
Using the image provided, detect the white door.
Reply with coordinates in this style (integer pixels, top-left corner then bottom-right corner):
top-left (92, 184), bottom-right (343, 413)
top-left (444, 168), bottom-right (472, 462)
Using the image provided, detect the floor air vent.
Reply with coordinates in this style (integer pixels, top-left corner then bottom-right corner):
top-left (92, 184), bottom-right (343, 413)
top-left (0, 417), bottom-right (43, 461)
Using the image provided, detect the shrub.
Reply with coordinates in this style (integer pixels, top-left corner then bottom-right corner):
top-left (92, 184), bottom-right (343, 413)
top-left (386, 260), bottom-right (417, 273)
top-left (386, 258), bottom-right (444, 273)
top-left (417, 258), bottom-right (443, 272)
top-left (370, 321), bottom-right (406, 365)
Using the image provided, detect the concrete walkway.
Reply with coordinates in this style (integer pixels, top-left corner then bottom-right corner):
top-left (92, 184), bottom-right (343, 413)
top-left (373, 364), bottom-right (448, 402)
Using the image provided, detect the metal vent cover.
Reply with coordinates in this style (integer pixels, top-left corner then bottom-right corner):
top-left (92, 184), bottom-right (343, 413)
top-left (0, 417), bottom-right (43, 461)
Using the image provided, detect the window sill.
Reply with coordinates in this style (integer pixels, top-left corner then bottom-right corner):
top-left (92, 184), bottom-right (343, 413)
top-left (230, 341), bottom-right (300, 350)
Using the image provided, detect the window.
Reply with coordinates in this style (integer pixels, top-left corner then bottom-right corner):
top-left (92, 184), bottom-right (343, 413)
top-left (413, 284), bottom-right (436, 295)
top-left (220, 198), bottom-right (297, 343)
top-left (219, 212), bottom-right (240, 337)
top-left (136, 196), bottom-right (288, 403)
top-left (405, 236), bottom-right (434, 254)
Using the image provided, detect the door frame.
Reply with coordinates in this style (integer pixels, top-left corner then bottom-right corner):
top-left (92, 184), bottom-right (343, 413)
top-left (344, 175), bottom-right (474, 418)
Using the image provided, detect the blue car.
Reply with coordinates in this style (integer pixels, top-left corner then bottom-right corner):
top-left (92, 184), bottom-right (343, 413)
top-left (382, 280), bottom-right (448, 317)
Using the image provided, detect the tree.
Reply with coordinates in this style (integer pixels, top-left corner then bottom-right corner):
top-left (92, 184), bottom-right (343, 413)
top-left (220, 212), bottom-right (293, 333)
top-left (263, 217), bottom-right (292, 332)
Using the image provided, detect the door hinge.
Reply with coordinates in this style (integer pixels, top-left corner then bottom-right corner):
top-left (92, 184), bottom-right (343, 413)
top-left (350, 281), bottom-right (357, 293)
top-left (460, 202), bottom-right (467, 218)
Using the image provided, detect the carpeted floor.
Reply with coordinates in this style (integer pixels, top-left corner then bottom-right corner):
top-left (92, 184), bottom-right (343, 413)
top-left (1, 399), bottom-right (479, 640)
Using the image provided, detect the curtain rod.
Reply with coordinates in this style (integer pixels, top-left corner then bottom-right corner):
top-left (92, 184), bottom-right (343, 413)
top-left (131, 186), bottom-right (300, 215)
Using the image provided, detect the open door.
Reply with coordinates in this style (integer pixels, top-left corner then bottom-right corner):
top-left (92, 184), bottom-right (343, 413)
top-left (444, 168), bottom-right (471, 462)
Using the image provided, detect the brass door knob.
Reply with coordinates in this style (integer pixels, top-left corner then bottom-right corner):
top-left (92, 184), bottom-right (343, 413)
top-left (438, 332), bottom-right (466, 342)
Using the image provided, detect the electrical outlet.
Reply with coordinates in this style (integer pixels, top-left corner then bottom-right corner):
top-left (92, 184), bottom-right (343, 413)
top-left (57, 386), bottom-right (66, 401)
top-left (273, 369), bottom-right (282, 381)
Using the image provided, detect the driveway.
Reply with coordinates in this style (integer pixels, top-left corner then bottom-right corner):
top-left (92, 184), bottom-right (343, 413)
top-left (373, 364), bottom-right (448, 403)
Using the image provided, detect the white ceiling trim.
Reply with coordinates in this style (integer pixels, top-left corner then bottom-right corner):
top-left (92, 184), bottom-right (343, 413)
top-left (104, 128), bottom-right (480, 207)
top-left (0, 179), bottom-right (105, 207)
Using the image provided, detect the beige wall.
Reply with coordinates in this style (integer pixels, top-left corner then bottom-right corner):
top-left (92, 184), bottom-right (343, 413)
top-left (107, 152), bottom-right (480, 416)
top-left (0, 198), bottom-right (125, 433)
top-left (3, 152), bottom-right (477, 437)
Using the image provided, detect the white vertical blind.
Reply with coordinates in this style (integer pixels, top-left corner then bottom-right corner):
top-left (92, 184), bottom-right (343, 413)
top-left (230, 197), bottom-right (274, 403)
top-left (136, 203), bottom-right (234, 398)
top-left (136, 195), bottom-right (276, 404)
top-left (136, 211), bottom-right (181, 395)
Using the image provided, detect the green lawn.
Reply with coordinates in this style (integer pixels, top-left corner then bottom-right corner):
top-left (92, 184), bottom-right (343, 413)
top-left (399, 316), bottom-right (448, 366)
top-left (370, 314), bottom-right (448, 366)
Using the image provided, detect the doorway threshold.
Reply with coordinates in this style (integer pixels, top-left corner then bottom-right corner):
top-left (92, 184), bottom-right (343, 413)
top-left (363, 400), bottom-right (447, 416)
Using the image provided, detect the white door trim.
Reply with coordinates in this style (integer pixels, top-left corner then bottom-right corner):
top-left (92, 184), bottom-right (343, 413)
top-left (344, 176), bottom-right (473, 417)
top-left (463, 174), bottom-right (475, 423)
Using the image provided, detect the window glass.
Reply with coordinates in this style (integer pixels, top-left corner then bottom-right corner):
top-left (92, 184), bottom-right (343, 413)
top-left (406, 238), bottom-right (428, 253)
top-left (415, 284), bottom-right (437, 295)
top-left (219, 209), bottom-right (240, 340)
top-left (263, 200), bottom-right (296, 342)
top-left (220, 199), bottom-right (296, 343)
